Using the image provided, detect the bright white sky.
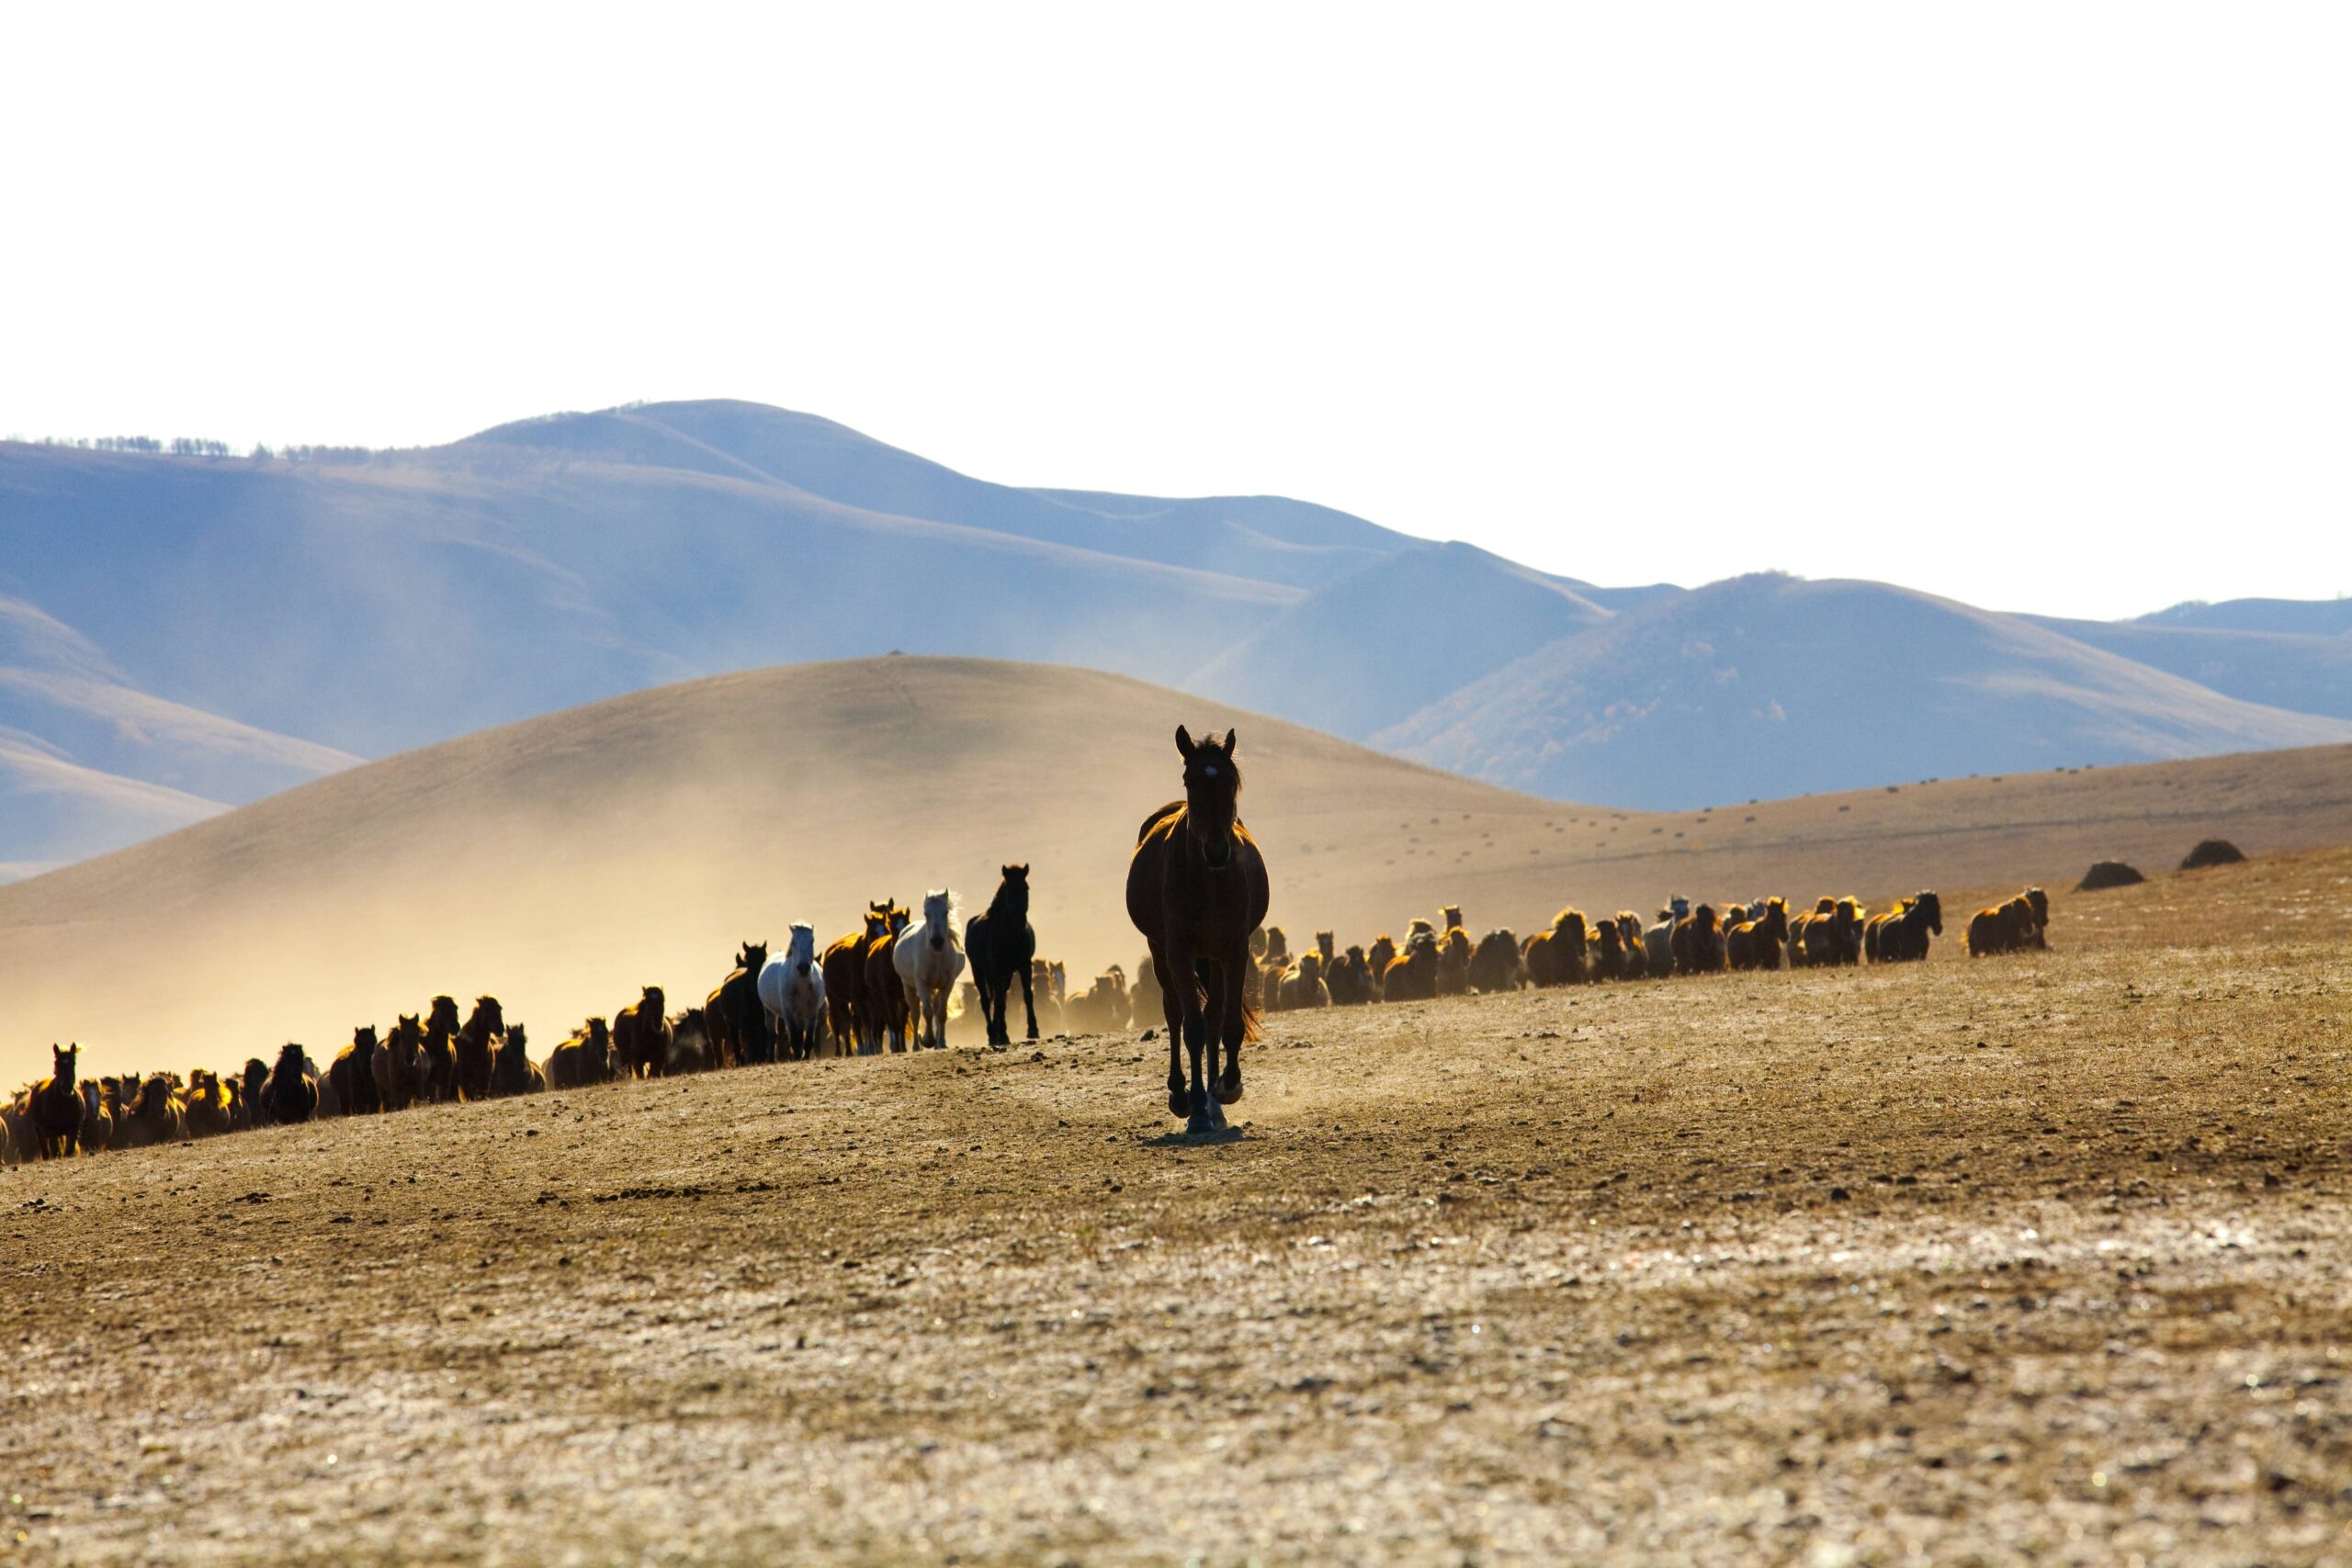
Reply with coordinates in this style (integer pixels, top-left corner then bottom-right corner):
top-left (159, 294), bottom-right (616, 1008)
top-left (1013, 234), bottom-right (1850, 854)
top-left (4, 4), bottom-right (2346, 618)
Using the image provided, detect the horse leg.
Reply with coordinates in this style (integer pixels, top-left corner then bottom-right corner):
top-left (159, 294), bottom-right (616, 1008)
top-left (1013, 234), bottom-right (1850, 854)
top-left (1019, 962), bottom-right (1039, 1041)
top-left (1149, 941), bottom-right (1186, 1117)
top-left (1183, 953), bottom-right (1216, 1133)
top-left (1215, 942), bottom-right (1249, 1106)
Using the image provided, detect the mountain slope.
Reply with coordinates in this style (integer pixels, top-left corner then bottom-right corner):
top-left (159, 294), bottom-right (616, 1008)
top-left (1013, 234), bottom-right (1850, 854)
top-left (469, 400), bottom-right (1404, 590)
top-left (2135, 597), bottom-right (2352, 637)
top-left (6, 401), bottom-right (2349, 877)
top-left (1186, 541), bottom-right (1611, 739)
top-left (2023, 616), bottom-right (2352, 721)
top-left (1378, 575), bottom-right (2352, 809)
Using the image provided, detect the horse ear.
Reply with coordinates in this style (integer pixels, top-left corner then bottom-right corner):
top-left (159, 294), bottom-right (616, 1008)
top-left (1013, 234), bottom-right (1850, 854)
top-left (1221, 728), bottom-right (1238, 754)
top-left (1175, 725), bottom-right (1195, 758)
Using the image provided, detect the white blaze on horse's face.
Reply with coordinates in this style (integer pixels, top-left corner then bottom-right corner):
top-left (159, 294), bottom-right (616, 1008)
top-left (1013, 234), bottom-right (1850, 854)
top-left (1176, 725), bottom-right (1241, 870)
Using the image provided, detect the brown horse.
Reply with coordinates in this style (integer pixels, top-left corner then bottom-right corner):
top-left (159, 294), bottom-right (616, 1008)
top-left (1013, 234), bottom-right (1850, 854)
top-left (825, 907), bottom-right (888, 1054)
top-left (1787, 897), bottom-right (1838, 967)
top-left (1256, 927), bottom-right (1292, 1012)
top-left (1280, 951), bottom-right (1330, 1010)
top-left (2025, 887), bottom-right (2050, 947)
top-left (1671, 904), bottom-right (1725, 975)
top-left (119, 1073), bottom-right (185, 1147)
top-left (1590, 916), bottom-right (1633, 980)
top-left (614, 986), bottom-right (672, 1078)
top-left (374, 1014), bottom-right (425, 1111)
top-left (1436, 926), bottom-right (1473, 997)
top-left (1725, 897), bottom-right (1789, 970)
top-left (546, 1018), bottom-right (614, 1089)
top-left (1382, 927), bottom-right (1442, 1001)
top-left (330, 1026), bottom-right (381, 1115)
top-left (183, 1069), bottom-right (234, 1137)
top-left (1467, 929), bottom-right (1526, 992)
top-left (1614, 913), bottom-right (1648, 977)
top-left (1365, 934), bottom-right (1397, 999)
top-left (27, 1043), bottom-right (84, 1158)
top-left (1524, 909), bottom-right (1589, 987)
top-left (1967, 894), bottom-right (2039, 957)
top-left (453, 997), bottom-right (504, 1101)
top-left (1865, 892), bottom-right (1942, 962)
top-left (260, 1043), bottom-right (318, 1125)
top-left (862, 910), bottom-right (910, 1052)
top-left (421, 996), bottom-right (462, 1103)
top-left (492, 1025), bottom-right (544, 1096)
top-left (1127, 726), bottom-right (1269, 1133)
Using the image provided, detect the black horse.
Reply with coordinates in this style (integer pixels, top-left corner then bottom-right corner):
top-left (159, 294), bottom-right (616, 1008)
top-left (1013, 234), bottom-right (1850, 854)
top-left (1126, 727), bottom-right (1271, 1133)
top-left (709, 941), bottom-right (775, 1066)
top-left (966, 865), bottom-right (1039, 1047)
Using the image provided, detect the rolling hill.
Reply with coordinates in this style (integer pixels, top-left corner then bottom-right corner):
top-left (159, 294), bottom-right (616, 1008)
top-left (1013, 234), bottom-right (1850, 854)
top-left (4, 400), bottom-right (2348, 874)
top-left (1378, 575), bottom-right (2352, 808)
top-left (4, 655), bottom-right (2349, 1088)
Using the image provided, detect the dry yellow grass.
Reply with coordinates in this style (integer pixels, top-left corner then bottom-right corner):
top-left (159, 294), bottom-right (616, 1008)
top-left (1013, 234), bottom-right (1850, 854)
top-left (4, 657), bottom-right (2348, 1090)
top-left (3, 847), bottom-right (2347, 1563)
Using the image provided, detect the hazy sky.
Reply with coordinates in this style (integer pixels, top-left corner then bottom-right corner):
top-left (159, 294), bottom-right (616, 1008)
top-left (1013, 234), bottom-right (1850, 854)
top-left (5, 4), bottom-right (2346, 618)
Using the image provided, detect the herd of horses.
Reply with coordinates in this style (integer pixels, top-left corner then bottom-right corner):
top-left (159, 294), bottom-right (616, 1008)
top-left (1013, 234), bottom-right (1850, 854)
top-left (1231, 883), bottom-right (2046, 1014)
top-left (1, 728), bottom-right (2058, 1154)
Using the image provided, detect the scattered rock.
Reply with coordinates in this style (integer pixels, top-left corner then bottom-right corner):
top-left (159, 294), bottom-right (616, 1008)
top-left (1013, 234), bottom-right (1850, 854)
top-left (2179, 838), bottom-right (2246, 871)
top-left (2077, 860), bottom-right (2145, 891)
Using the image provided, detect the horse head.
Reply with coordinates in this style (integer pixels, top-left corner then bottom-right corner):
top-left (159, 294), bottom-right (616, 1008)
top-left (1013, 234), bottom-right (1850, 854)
top-left (640, 984), bottom-right (666, 1016)
top-left (51, 1043), bottom-right (78, 1084)
top-left (922, 890), bottom-right (954, 950)
top-left (1175, 725), bottom-right (1242, 870)
top-left (996, 864), bottom-right (1030, 918)
top-left (1917, 892), bottom-right (1943, 933)
top-left (788, 924), bottom-right (817, 971)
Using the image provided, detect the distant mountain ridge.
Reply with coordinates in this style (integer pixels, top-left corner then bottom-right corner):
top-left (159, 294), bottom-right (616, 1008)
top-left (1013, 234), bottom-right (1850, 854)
top-left (2, 398), bottom-right (2346, 869)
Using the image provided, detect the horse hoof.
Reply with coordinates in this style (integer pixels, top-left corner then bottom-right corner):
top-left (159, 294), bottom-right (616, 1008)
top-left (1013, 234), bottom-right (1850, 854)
top-left (1214, 1074), bottom-right (1243, 1106)
top-left (1168, 1089), bottom-right (1190, 1118)
top-left (1186, 1109), bottom-right (1216, 1135)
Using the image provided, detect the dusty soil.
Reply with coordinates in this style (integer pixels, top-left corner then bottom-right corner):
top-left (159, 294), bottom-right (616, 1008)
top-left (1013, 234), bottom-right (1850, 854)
top-left (5, 848), bottom-right (2349, 1565)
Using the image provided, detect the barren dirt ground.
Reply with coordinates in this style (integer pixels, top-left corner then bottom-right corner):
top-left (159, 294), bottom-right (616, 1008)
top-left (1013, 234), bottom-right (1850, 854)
top-left (6, 850), bottom-right (2350, 1565)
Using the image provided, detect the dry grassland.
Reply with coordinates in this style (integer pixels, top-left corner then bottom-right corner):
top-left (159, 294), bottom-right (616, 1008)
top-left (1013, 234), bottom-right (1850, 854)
top-left (5, 846), bottom-right (2347, 1564)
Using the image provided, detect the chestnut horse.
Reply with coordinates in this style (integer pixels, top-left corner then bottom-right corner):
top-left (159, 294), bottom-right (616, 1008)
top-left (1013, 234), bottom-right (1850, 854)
top-left (966, 867), bottom-right (1039, 1047)
top-left (1127, 727), bottom-right (1269, 1133)
top-left (825, 907), bottom-right (888, 1055)
top-left (1725, 897), bottom-right (1789, 971)
top-left (862, 907), bottom-right (910, 1052)
top-left (1865, 892), bottom-right (1943, 962)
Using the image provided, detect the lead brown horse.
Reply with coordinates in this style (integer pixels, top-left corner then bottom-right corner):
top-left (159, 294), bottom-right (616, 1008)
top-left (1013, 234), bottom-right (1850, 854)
top-left (1126, 727), bottom-right (1269, 1133)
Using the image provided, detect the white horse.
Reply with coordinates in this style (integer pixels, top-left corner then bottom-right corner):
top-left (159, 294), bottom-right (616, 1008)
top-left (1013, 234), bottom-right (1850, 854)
top-left (757, 924), bottom-right (830, 1060)
top-left (893, 890), bottom-right (966, 1052)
